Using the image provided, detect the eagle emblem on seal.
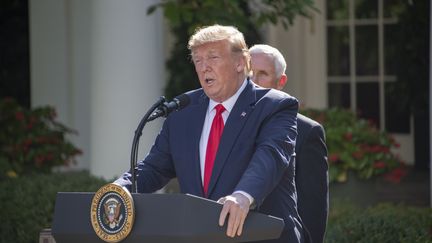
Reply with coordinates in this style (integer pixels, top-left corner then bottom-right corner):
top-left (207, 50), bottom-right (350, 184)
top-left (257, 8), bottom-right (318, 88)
top-left (103, 198), bottom-right (123, 229)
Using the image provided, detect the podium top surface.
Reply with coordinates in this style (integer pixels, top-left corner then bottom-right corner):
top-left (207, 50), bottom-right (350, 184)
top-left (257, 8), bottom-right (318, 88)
top-left (52, 192), bottom-right (284, 243)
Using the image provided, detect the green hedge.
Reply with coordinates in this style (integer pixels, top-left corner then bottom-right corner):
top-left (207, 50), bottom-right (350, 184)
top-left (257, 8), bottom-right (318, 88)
top-left (0, 171), bottom-right (108, 243)
top-left (326, 200), bottom-right (432, 243)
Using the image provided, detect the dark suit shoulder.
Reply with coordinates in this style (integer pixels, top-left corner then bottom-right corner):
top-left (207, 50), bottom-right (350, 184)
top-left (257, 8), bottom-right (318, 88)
top-left (297, 113), bottom-right (323, 130)
top-left (268, 87), bottom-right (297, 100)
top-left (255, 87), bottom-right (298, 107)
top-left (296, 113), bottom-right (325, 150)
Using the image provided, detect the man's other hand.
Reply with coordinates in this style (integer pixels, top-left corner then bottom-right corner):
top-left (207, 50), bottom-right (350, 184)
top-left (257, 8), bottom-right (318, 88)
top-left (217, 192), bottom-right (251, 238)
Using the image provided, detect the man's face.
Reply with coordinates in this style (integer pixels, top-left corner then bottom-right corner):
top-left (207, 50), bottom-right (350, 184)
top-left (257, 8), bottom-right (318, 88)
top-left (250, 52), bottom-right (278, 89)
top-left (192, 40), bottom-right (244, 103)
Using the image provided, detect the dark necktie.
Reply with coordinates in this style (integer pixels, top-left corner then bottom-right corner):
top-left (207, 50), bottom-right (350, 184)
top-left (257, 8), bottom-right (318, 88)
top-left (203, 104), bottom-right (225, 196)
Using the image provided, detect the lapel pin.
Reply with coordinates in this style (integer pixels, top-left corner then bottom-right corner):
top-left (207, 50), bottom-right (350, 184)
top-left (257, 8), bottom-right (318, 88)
top-left (240, 112), bottom-right (247, 117)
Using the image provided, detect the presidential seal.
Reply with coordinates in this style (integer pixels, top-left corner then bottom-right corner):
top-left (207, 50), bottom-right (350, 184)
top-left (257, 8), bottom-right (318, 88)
top-left (91, 183), bottom-right (135, 242)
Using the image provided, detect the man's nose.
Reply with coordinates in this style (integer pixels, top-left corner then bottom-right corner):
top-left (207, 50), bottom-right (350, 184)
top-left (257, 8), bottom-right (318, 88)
top-left (197, 59), bottom-right (211, 72)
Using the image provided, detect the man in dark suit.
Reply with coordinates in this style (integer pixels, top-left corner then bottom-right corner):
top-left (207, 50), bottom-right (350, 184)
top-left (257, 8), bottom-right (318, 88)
top-left (250, 44), bottom-right (329, 243)
top-left (115, 25), bottom-right (306, 242)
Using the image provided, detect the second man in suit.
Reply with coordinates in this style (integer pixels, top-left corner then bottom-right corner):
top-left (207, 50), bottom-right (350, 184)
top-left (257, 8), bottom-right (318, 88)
top-left (249, 44), bottom-right (329, 243)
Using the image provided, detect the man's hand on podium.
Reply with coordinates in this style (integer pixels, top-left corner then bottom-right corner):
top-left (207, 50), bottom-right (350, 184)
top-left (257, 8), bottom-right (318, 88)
top-left (217, 192), bottom-right (251, 238)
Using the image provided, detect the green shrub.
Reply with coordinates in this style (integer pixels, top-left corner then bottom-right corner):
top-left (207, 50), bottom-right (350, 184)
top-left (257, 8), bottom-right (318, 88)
top-left (0, 98), bottom-right (82, 178)
top-left (326, 201), bottom-right (432, 243)
top-left (0, 171), bottom-right (108, 243)
top-left (301, 108), bottom-right (405, 183)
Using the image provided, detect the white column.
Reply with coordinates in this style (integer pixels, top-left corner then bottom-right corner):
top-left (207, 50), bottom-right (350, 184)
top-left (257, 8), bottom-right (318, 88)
top-left (266, 0), bottom-right (327, 109)
top-left (301, 0), bottom-right (327, 109)
top-left (30, 0), bottom-right (92, 169)
top-left (67, 0), bottom-right (92, 170)
top-left (30, 0), bottom-right (70, 121)
top-left (89, 0), bottom-right (165, 179)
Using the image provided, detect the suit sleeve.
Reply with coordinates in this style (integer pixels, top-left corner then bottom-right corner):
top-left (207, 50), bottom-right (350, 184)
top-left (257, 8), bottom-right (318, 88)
top-left (296, 124), bottom-right (329, 243)
top-left (114, 119), bottom-right (176, 193)
top-left (234, 97), bottom-right (298, 207)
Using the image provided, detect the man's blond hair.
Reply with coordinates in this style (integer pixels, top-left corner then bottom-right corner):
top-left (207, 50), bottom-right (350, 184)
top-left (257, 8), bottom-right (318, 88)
top-left (188, 24), bottom-right (250, 73)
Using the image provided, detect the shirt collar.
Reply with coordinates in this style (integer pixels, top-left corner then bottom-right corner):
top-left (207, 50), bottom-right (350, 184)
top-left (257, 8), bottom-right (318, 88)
top-left (208, 78), bottom-right (248, 113)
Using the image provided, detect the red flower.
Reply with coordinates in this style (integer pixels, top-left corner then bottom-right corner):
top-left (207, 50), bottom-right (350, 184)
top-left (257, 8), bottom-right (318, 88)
top-left (373, 161), bottom-right (386, 169)
top-left (380, 146), bottom-right (390, 153)
top-left (361, 145), bottom-right (390, 153)
top-left (15, 111), bottom-right (25, 121)
top-left (372, 145), bottom-right (381, 153)
top-left (35, 155), bottom-right (45, 167)
top-left (26, 115), bottom-right (37, 130)
top-left (344, 132), bottom-right (353, 141)
top-left (329, 153), bottom-right (340, 163)
top-left (21, 139), bottom-right (32, 152)
top-left (23, 139), bottom-right (32, 147)
top-left (359, 144), bottom-right (371, 152)
top-left (36, 136), bottom-right (47, 144)
top-left (352, 151), bottom-right (364, 160)
top-left (384, 167), bottom-right (407, 183)
top-left (30, 115), bottom-right (37, 123)
top-left (46, 153), bottom-right (54, 161)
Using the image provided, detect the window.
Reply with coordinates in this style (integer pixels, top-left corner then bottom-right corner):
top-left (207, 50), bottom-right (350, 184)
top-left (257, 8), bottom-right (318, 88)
top-left (326, 0), bottom-right (410, 133)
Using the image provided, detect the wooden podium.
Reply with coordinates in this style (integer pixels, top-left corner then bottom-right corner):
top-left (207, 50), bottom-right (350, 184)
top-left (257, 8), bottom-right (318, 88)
top-left (51, 192), bottom-right (284, 243)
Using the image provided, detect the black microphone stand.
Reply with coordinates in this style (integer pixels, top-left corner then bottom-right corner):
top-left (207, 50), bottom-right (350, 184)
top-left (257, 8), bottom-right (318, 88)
top-left (130, 96), bottom-right (166, 193)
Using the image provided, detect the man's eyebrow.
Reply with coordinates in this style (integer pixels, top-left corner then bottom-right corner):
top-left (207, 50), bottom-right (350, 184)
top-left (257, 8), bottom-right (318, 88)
top-left (208, 50), bottom-right (220, 55)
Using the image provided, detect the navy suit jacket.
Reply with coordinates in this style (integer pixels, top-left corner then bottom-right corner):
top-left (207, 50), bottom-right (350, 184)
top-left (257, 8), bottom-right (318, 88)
top-left (117, 80), bottom-right (305, 242)
top-left (295, 114), bottom-right (329, 243)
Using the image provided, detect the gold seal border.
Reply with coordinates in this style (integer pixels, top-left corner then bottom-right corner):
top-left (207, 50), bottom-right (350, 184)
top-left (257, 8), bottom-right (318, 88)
top-left (90, 183), bottom-right (135, 243)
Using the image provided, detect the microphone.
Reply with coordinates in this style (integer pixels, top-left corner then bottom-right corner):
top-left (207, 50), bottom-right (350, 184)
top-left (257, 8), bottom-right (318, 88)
top-left (130, 93), bottom-right (190, 192)
top-left (147, 93), bottom-right (190, 121)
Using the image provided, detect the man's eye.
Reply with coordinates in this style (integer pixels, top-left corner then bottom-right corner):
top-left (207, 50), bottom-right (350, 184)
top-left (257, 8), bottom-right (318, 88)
top-left (255, 72), bottom-right (264, 76)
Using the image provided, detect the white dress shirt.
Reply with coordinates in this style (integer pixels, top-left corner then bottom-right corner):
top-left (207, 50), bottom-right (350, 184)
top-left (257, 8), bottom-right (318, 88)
top-left (199, 79), bottom-right (253, 204)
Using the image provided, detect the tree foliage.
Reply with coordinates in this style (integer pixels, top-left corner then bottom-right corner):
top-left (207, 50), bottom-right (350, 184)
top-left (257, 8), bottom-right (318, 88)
top-left (147, 0), bottom-right (317, 98)
top-left (393, 0), bottom-right (429, 116)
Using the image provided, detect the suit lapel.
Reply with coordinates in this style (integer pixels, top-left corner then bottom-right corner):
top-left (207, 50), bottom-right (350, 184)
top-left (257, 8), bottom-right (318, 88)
top-left (187, 93), bottom-right (209, 197)
top-left (207, 80), bottom-right (257, 197)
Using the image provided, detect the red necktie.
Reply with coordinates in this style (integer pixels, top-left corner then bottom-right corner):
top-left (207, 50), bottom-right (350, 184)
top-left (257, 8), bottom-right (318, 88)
top-left (203, 104), bottom-right (225, 196)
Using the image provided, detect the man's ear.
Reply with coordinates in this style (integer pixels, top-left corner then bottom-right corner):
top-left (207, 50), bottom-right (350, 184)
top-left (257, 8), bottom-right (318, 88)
top-left (237, 63), bottom-right (244, 73)
top-left (277, 74), bottom-right (288, 90)
top-left (237, 58), bottom-right (246, 73)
